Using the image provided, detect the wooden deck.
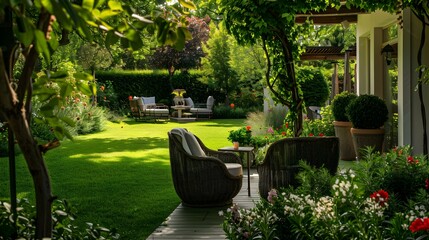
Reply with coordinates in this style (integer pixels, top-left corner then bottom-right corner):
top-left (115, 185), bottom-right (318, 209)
top-left (147, 169), bottom-right (260, 239)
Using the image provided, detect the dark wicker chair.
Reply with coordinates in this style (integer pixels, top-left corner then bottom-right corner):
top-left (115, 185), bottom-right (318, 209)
top-left (168, 129), bottom-right (243, 207)
top-left (258, 137), bottom-right (339, 199)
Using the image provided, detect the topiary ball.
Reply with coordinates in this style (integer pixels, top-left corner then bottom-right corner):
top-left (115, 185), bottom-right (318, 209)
top-left (346, 94), bottom-right (388, 129)
top-left (297, 66), bottom-right (330, 107)
top-left (332, 91), bottom-right (357, 121)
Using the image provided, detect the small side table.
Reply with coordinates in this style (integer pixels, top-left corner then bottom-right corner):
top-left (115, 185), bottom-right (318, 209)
top-left (218, 146), bottom-right (254, 196)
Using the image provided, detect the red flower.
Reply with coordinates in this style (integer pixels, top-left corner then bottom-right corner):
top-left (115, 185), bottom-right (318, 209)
top-left (370, 190), bottom-right (389, 207)
top-left (285, 122), bottom-right (289, 129)
top-left (425, 179), bottom-right (429, 190)
top-left (318, 133), bottom-right (324, 137)
top-left (281, 131), bottom-right (286, 136)
top-left (128, 96), bottom-right (133, 100)
top-left (246, 126), bottom-right (251, 132)
top-left (100, 86), bottom-right (105, 91)
top-left (409, 217), bottom-right (429, 233)
top-left (309, 133), bottom-right (314, 137)
top-left (230, 103), bottom-right (235, 109)
top-left (407, 156), bottom-right (419, 164)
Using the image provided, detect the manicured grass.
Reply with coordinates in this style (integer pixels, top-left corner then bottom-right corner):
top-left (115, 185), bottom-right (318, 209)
top-left (0, 119), bottom-right (245, 239)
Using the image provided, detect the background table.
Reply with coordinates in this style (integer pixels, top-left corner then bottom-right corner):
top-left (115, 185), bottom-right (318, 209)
top-left (218, 146), bottom-right (254, 196)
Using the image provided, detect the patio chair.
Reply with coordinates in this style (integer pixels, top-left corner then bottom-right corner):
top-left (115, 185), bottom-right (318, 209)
top-left (168, 128), bottom-right (243, 207)
top-left (190, 96), bottom-right (214, 119)
top-left (258, 136), bottom-right (339, 199)
top-left (129, 96), bottom-right (169, 121)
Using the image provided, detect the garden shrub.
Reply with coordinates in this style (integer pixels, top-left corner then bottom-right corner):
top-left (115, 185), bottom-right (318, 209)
top-left (222, 145), bottom-right (429, 239)
top-left (297, 66), bottom-right (330, 107)
top-left (0, 198), bottom-right (119, 239)
top-left (213, 105), bottom-right (248, 119)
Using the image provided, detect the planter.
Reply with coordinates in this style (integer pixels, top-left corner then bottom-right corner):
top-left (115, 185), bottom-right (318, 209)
top-left (350, 128), bottom-right (385, 160)
top-left (333, 121), bottom-right (356, 161)
top-left (233, 142), bottom-right (239, 149)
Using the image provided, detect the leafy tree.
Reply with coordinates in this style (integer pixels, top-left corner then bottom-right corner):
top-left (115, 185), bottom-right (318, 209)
top-left (218, 0), bottom-right (326, 136)
top-left (148, 16), bottom-right (210, 90)
top-left (201, 22), bottom-right (237, 105)
top-left (0, 0), bottom-right (193, 238)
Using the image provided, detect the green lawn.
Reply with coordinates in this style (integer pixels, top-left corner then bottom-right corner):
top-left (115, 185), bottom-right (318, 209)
top-left (0, 119), bottom-right (245, 239)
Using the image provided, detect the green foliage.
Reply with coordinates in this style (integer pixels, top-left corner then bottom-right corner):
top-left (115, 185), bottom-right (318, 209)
top-left (0, 123), bottom-right (8, 157)
top-left (77, 44), bottom-right (113, 72)
top-left (32, 66), bottom-right (94, 140)
top-left (297, 66), bottom-right (330, 107)
top-left (355, 146), bottom-right (429, 207)
top-left (201, 22), bottom-right (238, 103)
top-left (213, 105), bottom-right (248, 119)
top-left (227, 127), bottom-right (252, 145)
top-left (303, 105), bottom-right (335, 137)
top-left (346, 94), bottom-right (388, 129)
top-left (222, 145), bottom-right (429, 239)
top-left (332, 91), bottom-right (357, 121)
top-left (74, 106), bottom-right (107, 135)
top-left (0, 198), bottom-right (119, 239)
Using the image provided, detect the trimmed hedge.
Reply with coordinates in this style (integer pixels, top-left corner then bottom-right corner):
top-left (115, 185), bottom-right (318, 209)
top-left (96, 70), bottom-right (224, 113)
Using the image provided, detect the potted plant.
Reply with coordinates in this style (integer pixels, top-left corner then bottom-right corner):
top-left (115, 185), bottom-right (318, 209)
top-left (332, 91), bottom-right (357, 160)
top-left (227, 126), bottom-right (252, 149)
top-left (346, 94), bottom-right (388, 159)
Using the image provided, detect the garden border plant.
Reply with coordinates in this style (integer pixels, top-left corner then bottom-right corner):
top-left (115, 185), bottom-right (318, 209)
top-left (222, 145), bottom-right (429, 239)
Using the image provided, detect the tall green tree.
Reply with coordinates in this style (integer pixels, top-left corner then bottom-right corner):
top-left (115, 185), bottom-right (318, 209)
top-left (218, 0), bottom-right (327, 136)
top-left (201, 22), bottom-right (237, 105)
top-left (0, 0), bottom-right (193, 238)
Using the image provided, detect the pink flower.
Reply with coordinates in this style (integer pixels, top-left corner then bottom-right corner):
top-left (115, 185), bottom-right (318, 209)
top-left (409, 217), bottom-right (429, 233)
top-left (425, 179), bottom-right (429, 190)
top-left (267, 189), bottom-right (278, 203)
top-left (267, 127), bottom-right (274, 134)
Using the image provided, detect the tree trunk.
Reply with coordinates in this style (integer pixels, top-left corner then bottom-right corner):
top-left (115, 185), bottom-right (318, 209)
top-left (0, 8), bottom-right (54, 236)
top-left (9, 114), bottom-right (53, 238)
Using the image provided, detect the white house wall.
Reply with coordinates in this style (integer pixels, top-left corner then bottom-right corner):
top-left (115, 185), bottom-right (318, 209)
top-left (357, 9), bottom-right (429, 154)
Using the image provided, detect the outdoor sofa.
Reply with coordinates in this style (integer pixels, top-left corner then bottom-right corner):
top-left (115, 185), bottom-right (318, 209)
top-left (129, 96), bottom-right (169, 122)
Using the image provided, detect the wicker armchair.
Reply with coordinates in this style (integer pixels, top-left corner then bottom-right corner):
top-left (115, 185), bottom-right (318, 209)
top-left (168, 128), bottom-right (243, 207)
top-left (258, 137), bottom-right (339, 199)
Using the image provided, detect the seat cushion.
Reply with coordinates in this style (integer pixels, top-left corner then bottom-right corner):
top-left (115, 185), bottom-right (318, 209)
top-left (225, 163), bottom-right (243, 177)
top-left (184, 132), bottom-right (206, 157)
top-left (190, 108), bottom-right (212, 113)
top-left (184, 97), bottom-right (194, 108)
top-left (171, 128), bottom-right (191, 154)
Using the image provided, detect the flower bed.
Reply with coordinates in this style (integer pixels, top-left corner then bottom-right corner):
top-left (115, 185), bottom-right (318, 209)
top-left (221, 146), bottom-right (429, 239)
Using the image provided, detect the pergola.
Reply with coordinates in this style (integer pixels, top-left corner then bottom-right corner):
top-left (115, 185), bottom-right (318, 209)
top-left (297, 3), bottom-right (364, 99)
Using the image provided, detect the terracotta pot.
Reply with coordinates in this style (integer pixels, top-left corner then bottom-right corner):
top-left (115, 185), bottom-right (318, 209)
top-left (350, 128), bottom-right (385, 160)
top-left (333, 121), bottom-right (356, 161)
top-left (233, 142), bottom-right (239, 150)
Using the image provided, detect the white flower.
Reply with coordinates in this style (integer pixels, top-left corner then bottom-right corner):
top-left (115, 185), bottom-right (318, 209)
top-left (218, 210), bottom-right (224, 216)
